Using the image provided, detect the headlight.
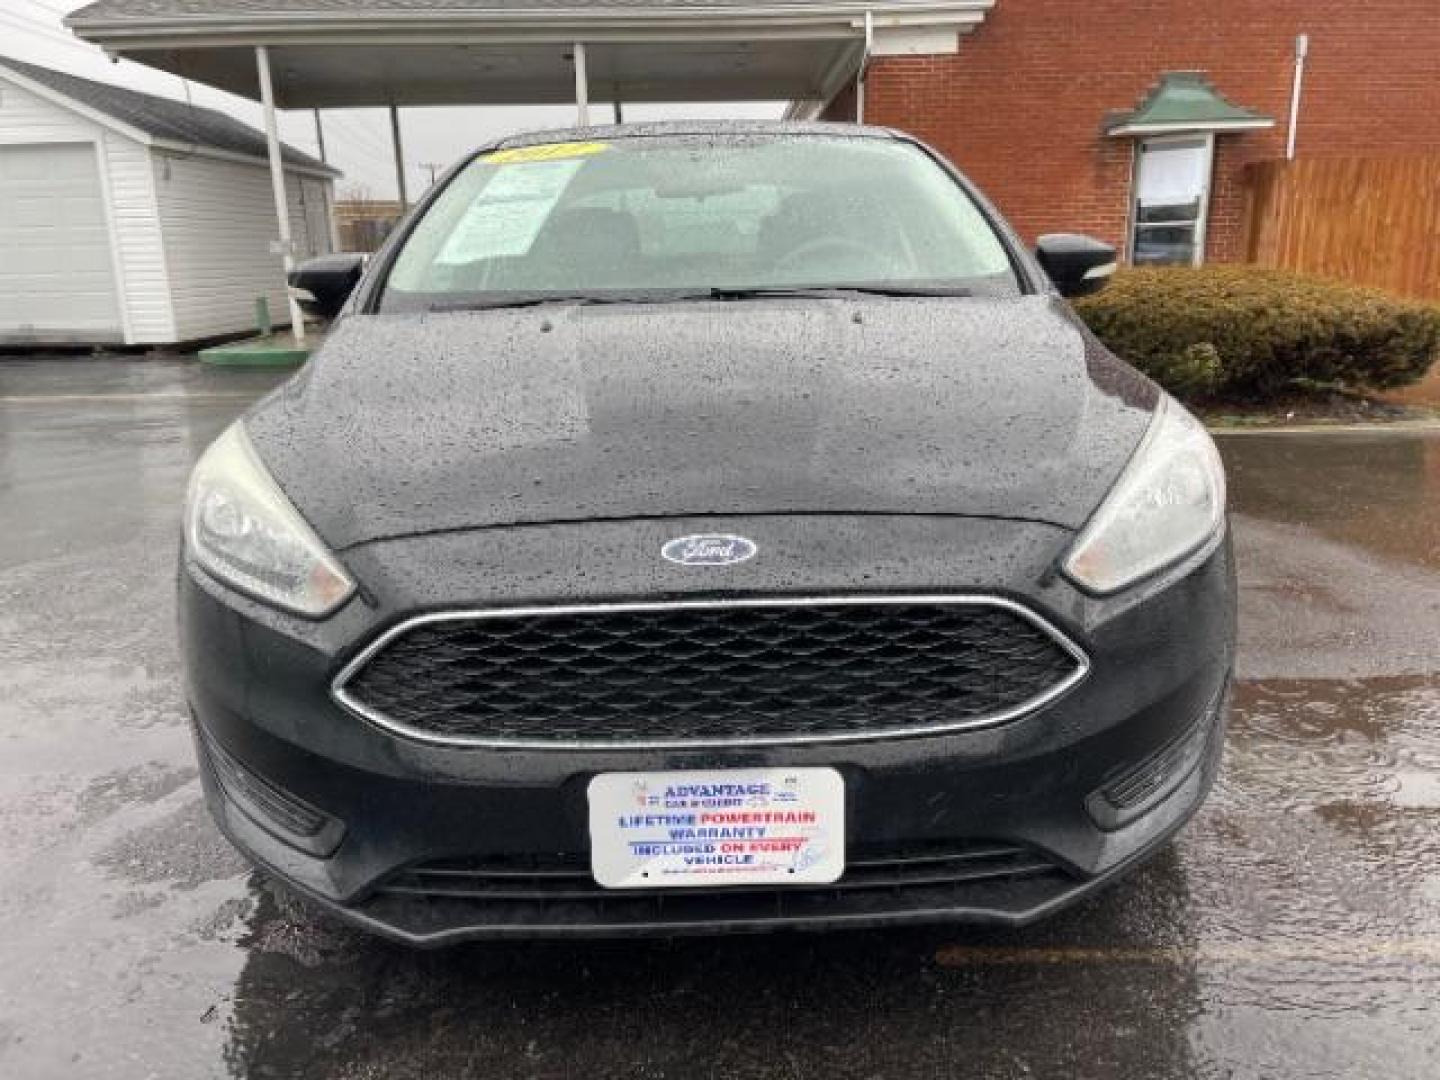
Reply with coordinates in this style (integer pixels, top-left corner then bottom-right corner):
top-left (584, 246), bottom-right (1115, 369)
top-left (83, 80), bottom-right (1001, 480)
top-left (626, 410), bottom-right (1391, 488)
top-left (1062, 396), bottom-right (1226, 595)
top-left (184, 422), bottom-right (355, 617)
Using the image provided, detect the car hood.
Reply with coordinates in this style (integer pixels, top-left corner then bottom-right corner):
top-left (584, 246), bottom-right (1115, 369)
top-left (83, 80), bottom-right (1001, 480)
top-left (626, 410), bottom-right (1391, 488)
top-left (246, 296), bottom-right (1158, 550)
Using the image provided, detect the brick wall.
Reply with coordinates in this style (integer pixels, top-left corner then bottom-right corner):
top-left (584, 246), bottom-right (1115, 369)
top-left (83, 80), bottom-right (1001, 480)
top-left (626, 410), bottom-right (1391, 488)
top-left (830, 0), bottom-right (1440, 263)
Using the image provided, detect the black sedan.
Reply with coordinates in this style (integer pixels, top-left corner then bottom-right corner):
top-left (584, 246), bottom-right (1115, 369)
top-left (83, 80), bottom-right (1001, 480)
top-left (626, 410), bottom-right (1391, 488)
top-left (180, 121), bottom-right (1233, 943)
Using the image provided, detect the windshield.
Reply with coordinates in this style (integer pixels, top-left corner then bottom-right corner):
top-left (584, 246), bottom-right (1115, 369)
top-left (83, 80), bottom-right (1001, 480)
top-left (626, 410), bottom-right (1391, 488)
top-left (379, 134), bottom-right (1021, 310)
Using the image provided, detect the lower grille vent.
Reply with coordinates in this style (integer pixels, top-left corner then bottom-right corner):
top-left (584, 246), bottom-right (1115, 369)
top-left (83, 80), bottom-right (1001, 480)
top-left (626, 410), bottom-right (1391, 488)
top-left (377, 839), bottom-right (1063, 902)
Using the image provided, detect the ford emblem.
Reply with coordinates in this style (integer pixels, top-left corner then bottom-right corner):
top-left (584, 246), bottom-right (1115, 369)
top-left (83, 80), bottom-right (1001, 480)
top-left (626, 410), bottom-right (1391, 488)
top-left (662, 534), bottom-right (757, 567)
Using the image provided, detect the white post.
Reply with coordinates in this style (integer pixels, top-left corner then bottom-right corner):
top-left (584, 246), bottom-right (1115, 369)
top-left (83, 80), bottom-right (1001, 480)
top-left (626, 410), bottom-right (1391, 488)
top-left (573, 42), bottom-right (590, 126)
top-left (313, 108), bottom-right (327, 163)
top-left (324, 183), bottom-right (341, 255)
top-left (312, 109), bottom-right (339, 254)
top-left (1286, 33), bottom-right (1309, 161)
top-left (389, 104), bottom-right (409, 208)
top-left (857, 10), bottom-right (874, 123)
top-left (256, 46), bottom-right (305, 344)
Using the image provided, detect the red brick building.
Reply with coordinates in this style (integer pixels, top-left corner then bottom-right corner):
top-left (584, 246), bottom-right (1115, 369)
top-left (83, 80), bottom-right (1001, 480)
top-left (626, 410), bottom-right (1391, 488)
top-left (818, 0), bottom-right (1440, 266)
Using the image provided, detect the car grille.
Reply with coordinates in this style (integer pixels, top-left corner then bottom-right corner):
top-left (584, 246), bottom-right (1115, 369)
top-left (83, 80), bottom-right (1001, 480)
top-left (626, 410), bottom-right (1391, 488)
top-left (376, 840), bottom-right (1065, 903)
top-left (334, 597), bottom-right (1086, 747)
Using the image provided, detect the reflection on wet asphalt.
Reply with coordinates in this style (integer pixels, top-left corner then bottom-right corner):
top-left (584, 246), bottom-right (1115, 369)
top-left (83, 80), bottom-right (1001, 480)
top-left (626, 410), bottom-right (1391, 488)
top-left (1, 360), bottom-right (1438, 1078)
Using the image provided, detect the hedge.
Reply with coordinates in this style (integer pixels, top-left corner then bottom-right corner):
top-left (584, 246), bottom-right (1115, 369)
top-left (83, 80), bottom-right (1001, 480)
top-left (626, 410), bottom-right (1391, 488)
top-left (1073, 267), bottom-right (1440, 402)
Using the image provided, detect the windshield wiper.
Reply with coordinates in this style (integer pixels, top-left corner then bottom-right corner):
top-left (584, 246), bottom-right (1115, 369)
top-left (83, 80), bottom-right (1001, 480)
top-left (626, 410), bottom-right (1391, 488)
top-left (427, 292), bottom-right (681, 313)
top-left (708, 285), bottom-right (973, 301)
top-left (426, 284), bottom-right (974, 313)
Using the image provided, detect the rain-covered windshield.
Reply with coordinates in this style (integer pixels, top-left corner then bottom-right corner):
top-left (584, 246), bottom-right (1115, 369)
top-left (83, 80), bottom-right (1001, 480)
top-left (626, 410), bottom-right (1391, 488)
top-left (379, 134), bottom-right (1021, 310)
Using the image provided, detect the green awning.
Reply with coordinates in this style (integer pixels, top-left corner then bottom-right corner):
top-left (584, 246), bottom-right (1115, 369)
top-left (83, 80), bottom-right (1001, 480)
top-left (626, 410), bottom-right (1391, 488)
top-left (1105, 71), bottom-right (1274, 136)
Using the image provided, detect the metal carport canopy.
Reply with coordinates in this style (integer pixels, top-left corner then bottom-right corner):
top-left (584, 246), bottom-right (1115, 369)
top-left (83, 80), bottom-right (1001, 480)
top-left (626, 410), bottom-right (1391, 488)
top-left (65, 1), bottom-right (995, 343)
top-left (65, 1), bottom-right (995, 109)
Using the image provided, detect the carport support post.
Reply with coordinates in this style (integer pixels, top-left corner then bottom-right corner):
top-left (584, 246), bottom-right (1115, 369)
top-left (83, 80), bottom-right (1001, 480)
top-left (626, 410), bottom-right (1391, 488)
top-left (574, 42), bottom-right (590, 126)
top-left (255, 45), bottom-right (306, 345)
top-left (389, 105), bottom-right (409, 209)
top-left (856, 9), bottom-right (874, 124)
top-left (313, 108), bottom-right (327, 164)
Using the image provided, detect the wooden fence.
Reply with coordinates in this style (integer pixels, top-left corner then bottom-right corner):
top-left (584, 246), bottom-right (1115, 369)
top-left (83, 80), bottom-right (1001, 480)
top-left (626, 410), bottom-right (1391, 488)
top-left (335, 199), bottom-right (403, 253)
top-left (1244, 156), bottom-right (1440, 301)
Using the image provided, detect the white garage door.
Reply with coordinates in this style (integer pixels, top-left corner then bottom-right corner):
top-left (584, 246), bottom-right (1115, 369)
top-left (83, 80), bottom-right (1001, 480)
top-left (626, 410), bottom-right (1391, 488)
top-left (0, 142), bottom-right (121, 340)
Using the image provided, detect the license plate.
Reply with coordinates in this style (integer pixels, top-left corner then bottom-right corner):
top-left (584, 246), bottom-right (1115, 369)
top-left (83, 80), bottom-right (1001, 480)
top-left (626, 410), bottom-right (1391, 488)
top-left (587, 767), bottom-right (845, 889)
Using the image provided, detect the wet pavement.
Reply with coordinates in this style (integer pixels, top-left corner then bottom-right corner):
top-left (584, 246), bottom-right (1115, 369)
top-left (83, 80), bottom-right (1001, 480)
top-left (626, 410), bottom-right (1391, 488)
top-left (2, 356), bottom-right (1438, 1079)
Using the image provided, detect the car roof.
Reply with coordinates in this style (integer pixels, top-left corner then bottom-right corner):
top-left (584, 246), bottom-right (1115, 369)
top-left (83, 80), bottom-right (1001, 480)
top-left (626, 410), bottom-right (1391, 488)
top-left (488, 119), bottom-right (904, 151)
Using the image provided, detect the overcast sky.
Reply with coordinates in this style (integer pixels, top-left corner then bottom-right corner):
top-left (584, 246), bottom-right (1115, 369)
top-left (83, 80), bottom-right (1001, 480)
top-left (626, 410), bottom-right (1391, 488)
top-left (2, 1), bottom-right (784, 199)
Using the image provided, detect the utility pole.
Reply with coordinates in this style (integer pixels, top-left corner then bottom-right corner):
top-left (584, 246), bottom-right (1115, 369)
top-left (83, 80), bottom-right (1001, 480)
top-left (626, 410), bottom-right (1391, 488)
top-left (420, 162), bottom-right (444, 187)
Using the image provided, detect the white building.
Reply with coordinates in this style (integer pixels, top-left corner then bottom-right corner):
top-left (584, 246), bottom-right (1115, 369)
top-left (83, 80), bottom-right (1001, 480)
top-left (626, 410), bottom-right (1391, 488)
top-left (0, 55), bottom-right (338, 347)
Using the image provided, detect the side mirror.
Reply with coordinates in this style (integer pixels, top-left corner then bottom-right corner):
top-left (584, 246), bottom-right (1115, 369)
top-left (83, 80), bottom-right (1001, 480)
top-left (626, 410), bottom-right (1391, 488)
top-left (288, 253), bottom-right (366, 322)
top-left (1035, 234), bottom-right (1117, 299)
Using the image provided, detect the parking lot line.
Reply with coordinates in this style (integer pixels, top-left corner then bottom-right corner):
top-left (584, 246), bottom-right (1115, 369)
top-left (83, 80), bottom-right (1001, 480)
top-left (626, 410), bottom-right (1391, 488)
top-left (0, 392), bottom-right (259, 405)
top-left (1211, 419), bottom-right (1440, 435)
top-left (935, 939), bottom-right (1440, 967)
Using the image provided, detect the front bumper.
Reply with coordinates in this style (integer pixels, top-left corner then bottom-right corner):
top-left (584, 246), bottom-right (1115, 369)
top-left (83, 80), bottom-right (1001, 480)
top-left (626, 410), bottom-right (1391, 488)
top-left (181, 514), bottom-right (1235, 944)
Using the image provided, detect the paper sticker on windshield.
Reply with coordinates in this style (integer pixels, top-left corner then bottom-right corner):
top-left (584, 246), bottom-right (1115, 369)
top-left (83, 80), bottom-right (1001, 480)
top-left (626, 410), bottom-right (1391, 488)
top-left (482, 141), bottom-right (609, 165)
top-left (436, 159), bottom-right (583, 263)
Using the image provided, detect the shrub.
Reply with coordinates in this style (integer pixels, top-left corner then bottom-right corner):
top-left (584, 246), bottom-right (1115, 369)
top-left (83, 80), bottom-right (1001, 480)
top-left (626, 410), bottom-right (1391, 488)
top-left (1073, 266), bottom-right (1440, 402)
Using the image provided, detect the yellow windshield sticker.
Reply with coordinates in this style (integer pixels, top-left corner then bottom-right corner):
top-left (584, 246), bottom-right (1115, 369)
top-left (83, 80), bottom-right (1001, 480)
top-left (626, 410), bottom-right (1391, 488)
top-left (482, 141), bottom-right (609, 165)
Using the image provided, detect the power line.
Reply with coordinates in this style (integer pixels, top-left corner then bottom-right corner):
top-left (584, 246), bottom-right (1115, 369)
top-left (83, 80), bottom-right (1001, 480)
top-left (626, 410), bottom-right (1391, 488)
top-left (320, 112), bottom-right (385, 154)
top-left (2, 7), bottom-right (86, 41)
top-left (4, 4), bottom-right (79, 37)
top-left (322, 114), bottom-right (412, 184)
top-left (0, 11), bottom-right (101, 56)
top-left (13, 0), bottom-right (77, 20)
top-left (327, 134), bottom-right (399, 174)
top-left (328, 113), bottom-right (398, 161)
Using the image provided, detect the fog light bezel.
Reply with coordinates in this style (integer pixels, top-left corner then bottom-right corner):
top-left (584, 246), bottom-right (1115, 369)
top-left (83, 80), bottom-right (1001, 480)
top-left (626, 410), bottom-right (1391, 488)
top-left (195, 722), bottom-right (346, 858)
top-left (1086, 690), bottom-right (1225, 831)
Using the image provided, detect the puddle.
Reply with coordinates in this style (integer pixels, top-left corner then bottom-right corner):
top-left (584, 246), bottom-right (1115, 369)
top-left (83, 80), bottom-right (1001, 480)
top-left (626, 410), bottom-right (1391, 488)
top-left (1221, 432), bottom-right (1440, 572)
